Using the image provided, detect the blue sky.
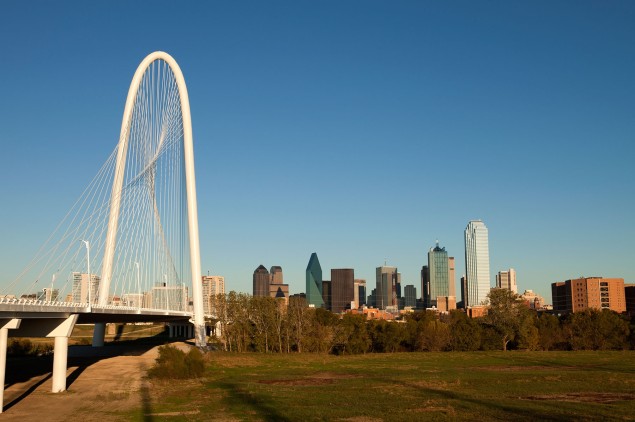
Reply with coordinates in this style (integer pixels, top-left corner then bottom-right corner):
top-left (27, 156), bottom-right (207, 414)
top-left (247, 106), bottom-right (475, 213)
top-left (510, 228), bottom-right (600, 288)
top-left (0, 1), bottom-right (634, 301)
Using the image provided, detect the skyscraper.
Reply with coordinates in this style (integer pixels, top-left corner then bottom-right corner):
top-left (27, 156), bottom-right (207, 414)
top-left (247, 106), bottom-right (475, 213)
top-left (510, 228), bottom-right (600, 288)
top-left (354, 279), bottom-right (366, 308)
top-left (424, 242), bottom-right (450, 309)
top-left (404, 285), bottom-right (417, 308)
top-left (496, 269), bottom-right (517, 293)
top-left (420, 265), bottom-right (429, 302)
top-left (71, 272), bottom-right (100, 304)
top-left (322, 280), bottom-right (331, 311)
top-left (270, 266), bottom-right (283, 285)
top-left (331, 268), bottom-right (354, 313)
top-left (448, 257), bottom-right (456, 298)
top-left (306, 253), bottom-right (324, 308)
top-left (267, 265), bottom-right (289, 305)
top-left (464, 220), bottom-right (491, 307)
top-left (253, 265), bottom-right (270, 297)
top-left (202, 275), bottom-right (225, 315)
top-left (376, 266), bottom-right (400, 310)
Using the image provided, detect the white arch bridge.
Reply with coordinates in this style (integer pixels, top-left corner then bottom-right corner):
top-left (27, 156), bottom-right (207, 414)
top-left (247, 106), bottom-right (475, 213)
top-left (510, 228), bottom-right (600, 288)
top-left (0, 52), bottom-right (207, 407)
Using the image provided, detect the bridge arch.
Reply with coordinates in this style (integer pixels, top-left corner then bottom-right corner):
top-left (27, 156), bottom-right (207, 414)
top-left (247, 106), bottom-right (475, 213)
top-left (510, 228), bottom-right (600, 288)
top-left (98, 51), bottom-right (205, 347)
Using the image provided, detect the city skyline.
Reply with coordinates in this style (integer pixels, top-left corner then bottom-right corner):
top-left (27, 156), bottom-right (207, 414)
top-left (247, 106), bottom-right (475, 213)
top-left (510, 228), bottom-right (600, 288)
top-left (1, 2), bottom-right (634, 303)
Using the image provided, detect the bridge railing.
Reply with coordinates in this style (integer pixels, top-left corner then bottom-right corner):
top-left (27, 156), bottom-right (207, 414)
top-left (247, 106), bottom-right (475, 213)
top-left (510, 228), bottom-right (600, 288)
top-left (0, 297), bottom-right (88, 308)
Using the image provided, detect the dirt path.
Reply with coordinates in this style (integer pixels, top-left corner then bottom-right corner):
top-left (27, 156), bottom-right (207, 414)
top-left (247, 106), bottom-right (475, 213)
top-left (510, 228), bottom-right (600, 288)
top-left (1, 343), bottom-right (175, 421)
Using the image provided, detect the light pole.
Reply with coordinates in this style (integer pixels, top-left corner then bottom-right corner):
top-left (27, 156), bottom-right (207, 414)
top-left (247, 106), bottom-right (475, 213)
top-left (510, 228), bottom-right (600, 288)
top-left (135, 262), bottom-right (141, 310)
top-left (80, 240), bottom-right (91, 307)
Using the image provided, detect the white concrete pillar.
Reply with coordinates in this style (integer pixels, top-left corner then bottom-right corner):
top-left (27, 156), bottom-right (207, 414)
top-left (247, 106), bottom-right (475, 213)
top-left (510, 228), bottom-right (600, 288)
top-left (0, 328), bottom-right (8, 413)
top-left (52, 336), bottom-right (68, 392)
top-left (169, 325), bottom-right (174, 338)
top-left (92, 322), bottom-right (105, 347)
top-left (46, 315), bottom-right (78, 394)
top-left (0, 319), bottom-right (20, 413)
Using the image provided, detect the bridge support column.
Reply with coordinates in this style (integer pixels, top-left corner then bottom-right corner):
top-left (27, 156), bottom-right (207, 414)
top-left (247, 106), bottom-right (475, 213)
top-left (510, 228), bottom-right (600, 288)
top-left (0, 319), bottom-right (21, 413)
top-left (52, 336), bottom-right (68, 393)
top-left (92, 322), bottom-right (105, 347)
top-left (47, 315), bottom-right (78, 393)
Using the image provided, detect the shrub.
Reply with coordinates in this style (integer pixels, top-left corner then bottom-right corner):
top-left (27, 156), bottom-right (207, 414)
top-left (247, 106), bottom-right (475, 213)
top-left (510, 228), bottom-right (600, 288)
top-left (7, 339), bottom-right (53, 356)
top-left (148, 344), bottom-right (205, 379)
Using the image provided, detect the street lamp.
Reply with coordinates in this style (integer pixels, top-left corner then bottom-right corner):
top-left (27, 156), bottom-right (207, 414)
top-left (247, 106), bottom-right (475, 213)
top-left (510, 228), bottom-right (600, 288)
top-left (135, 262), bottom-right (141, 310)
top-left (80, 240), bottom-right (91, 307)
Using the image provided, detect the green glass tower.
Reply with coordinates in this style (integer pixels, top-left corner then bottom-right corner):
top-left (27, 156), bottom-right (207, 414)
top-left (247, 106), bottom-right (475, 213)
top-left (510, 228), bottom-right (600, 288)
top-left (424, 242), bottom-right (449, 308)
top-left (306, 252), bottom-right (324, 308)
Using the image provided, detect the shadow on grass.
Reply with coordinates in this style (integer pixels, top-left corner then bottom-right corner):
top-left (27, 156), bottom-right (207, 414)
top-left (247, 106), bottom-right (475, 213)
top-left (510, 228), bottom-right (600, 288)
top-left (377, 376), bottom-right (584, 422)
top-left (140, 376), bottom-right (154, 422)
top-left (217, 381), bottom-right (291, 422)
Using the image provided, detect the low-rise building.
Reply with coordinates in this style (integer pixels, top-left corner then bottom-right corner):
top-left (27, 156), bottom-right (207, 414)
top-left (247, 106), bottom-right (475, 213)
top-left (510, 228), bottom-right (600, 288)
top-left (551, 277), bottom-right (626, 313)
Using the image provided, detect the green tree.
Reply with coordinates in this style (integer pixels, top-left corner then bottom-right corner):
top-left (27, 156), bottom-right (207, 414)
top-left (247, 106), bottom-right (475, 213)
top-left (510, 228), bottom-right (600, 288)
top-left (535, 313), bottom-right (565, 350)
top-left (304, 308), bottom-right (339, 353)
top-left (286, 296), bottom-right (310, 353)
top-left (416, 319), bottom-right (451, 351)
top-left (336, 313), bottom-right (371, 354)
top-left (448, 310), bottom-right (481, 351)
top-left (368, 320), bottom-right (405, 353)
top-left (224, 292), bottom-right (252, 352)
top-left (483, 289), bottom-right (533, 351)
top-left (565, 309), bottom-right (630, 350)
top-left (250, 296), bottom-right (279, 352)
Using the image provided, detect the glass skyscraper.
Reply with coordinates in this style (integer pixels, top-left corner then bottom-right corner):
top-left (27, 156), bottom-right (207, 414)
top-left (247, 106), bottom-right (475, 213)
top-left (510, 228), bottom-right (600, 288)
top-left (425, 243), bottom-right (450, 308)
top-left (376, 266), bottom-right (399, 310)
top-left (464, 220), bottom-right (490, 307)
top-left (306, 252), bottom-right (324, 308)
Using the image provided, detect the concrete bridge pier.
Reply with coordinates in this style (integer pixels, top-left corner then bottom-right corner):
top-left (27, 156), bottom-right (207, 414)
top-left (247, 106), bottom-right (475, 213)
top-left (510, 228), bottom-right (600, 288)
top-left (0, 319), bottom-right (21, 413)
top-left (48, 315), bottom-right (79, 393)
top-left (92, 322), bottom-right (105, 347)
top-left (168, 322), bottom-right (194, 339)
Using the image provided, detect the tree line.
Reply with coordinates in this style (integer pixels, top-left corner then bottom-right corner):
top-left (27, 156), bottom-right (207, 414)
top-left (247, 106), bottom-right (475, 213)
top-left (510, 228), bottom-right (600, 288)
top-left (208, 289), bottom-right (634, 354)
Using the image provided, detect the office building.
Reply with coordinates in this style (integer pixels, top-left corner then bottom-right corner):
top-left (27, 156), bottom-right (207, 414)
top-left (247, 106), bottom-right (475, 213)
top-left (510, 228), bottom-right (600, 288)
top-left (71, 272), bottom-right (100, 304)
top-left (122, 293), bottom-right (144, 308)
top-left (253, 265), bottom-right (270, 297)
top-left (354, 279), bottom-right (366, 308)
top-left (421, 266), bottom-right (429, 302)
top-left (458, 275), bottom-right (467, 309)
top-left (448, 257), bottom-right (456, 298)
top-left (152, 284), bottom-right (188, 311)
top-left (496, 269), bottom-right (517, 293)
top-left (306, 253), bottom-right (324, 308)
top-left (425, 242), bottom-right (449, 308)
top-left (267, 266), bottom-right (289, 304)
top-left (625, 284), bottom-right (635, 315)
top-left (270, 266), bottom-right (283, 285)
top-left (520, 289), bottom-right (544, 310)
top-left (436, 296), bottom-right (456, 312)
top-left (551, 277), bottom-right (626, 313)
top-left (422, 242), bottom-right (456, 311)
top-left (269, 282), bottom-right (290, 306)
top-left (404, 284), bottom-right (417, 308)
top-left (464, 220), bottom-right (491, 307)
top-left (322, 280), bottom-right (331, 311)
top-left (331, 269), bottom-right (354, 313)
top-left (367, 288), bottom-right (377, 308)
top-left (202, 275), bottom-right (225, 315)
top-left (376, 266), bottom-right (400, 310)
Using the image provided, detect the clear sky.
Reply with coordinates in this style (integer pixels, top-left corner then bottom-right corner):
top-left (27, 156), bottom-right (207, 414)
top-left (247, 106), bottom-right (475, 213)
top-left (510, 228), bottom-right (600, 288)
top-left (1, 1), bottom-right (634, 302)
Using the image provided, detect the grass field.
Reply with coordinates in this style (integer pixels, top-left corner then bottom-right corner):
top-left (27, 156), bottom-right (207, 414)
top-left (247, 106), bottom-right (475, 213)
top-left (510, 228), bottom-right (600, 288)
top-left (133, 351), bottom-right (635, 421)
